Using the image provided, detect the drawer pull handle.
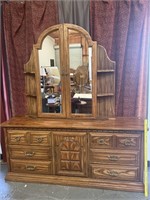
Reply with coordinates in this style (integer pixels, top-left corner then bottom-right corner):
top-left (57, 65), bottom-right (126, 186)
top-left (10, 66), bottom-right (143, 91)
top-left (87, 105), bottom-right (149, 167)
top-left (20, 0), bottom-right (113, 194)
top-left (98, 139), bottom-right (104, 144)
top-left (36, 137), bottom-right (44, 143)
top-left (25, 152), bottom-right (35, 157)
top-left (15, 136), bottom-right (21, 142)
top-left (107, 170), bottom-right (119, 177)
top-left (26, 165), bottom-right (36, 171)
top-left (108, 155), bottom-right (119, 161)
top-left (120, 138), bottom-right (136, 147)
top-left (98, 138), bottom-right (109, 145)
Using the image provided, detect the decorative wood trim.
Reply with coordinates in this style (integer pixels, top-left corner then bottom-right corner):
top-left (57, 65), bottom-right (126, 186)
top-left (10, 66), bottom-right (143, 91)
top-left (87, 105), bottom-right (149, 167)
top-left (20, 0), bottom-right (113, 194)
top-left (5, 127), bottom-right (143, 134)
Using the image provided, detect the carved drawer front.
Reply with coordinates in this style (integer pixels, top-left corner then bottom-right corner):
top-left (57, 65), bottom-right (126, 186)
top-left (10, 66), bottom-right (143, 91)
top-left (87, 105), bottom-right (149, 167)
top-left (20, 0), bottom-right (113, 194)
top-left (10, 159), bottom-right (52, 174)
top-left (29, 131), bottom-right (51, 146)
top-left (53, 131), bottom-right (87, 177)
top-left (9, 146), bottom-right (52, 160)
top-left (90, 149), bottom-right (139, 166)
top-left (89, 133), bottom-right (114, 149)
top-left (116, 134), bottom-right (141, 150)
top-left (7, 130), bottom-right (29, 145)
top-left (90, 164), bottom-right (139, 181)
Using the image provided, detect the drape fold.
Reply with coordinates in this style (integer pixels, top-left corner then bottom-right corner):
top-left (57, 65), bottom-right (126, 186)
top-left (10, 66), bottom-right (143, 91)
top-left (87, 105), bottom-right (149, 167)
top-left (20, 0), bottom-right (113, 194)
top-left (2, 0), bottom-right (149, 118)
top-left (58, 0), bottom-right (89, 32)
top-left (1, 5), bottom-right (12, 162)
top-left (2, 1), bottom-right (58, 116)
top-left (90, 0), bottom-right (149, 118)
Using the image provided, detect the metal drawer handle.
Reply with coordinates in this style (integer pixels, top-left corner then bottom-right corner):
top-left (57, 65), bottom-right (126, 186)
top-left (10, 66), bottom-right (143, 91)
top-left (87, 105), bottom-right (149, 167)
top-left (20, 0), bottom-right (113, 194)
top-left (108, 155), bottom-right (119, 161)
top-left (25, 151), bottom-right (35, 157)
top-left (120, 138), bottom-right (136, 146)
top-left (98, 139), bottom-right (105, 144)
top-left (107, 170), bottom-right (119, 177)
top-left (15, 136), bottom-right (21, 142)
top-left (36, 137), bottom-right (44, 143)
top-left (98, 138), bottom-right (109, 145)
top-left (124, 140), bottom-right (134, 146)
top-left (26, 165), bottom-right (36, 171)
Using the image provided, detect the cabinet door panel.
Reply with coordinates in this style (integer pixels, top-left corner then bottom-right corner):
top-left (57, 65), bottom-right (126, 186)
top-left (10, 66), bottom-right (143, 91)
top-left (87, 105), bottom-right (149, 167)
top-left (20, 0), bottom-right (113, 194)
top-left (53, 131), bottom-right (87, 177)
top-left (60, 151), bottom-right (80, 161)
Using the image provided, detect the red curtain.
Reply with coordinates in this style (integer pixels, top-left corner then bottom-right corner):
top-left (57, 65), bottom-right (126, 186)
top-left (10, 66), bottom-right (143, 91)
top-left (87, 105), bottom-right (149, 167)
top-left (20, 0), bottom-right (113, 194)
top-left (1, 59), bottom-right (11, 162)
top-left (1, 5), bottom-right (12, 162)
top-left (90, 0), bottom-right (149, 118)
top-left (1, 1), bottom-right (58, 161)
top-left (58, 0), bottom-right (90, 32)
top-left (2, 1), bottom-right (58, 116)
top-left (3, 0), bottom-right (149, 118)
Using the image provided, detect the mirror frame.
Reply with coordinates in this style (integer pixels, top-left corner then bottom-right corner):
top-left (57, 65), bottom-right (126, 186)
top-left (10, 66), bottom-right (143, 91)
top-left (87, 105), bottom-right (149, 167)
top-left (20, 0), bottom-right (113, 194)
top-left (32, 24), bottom-right (97, 119)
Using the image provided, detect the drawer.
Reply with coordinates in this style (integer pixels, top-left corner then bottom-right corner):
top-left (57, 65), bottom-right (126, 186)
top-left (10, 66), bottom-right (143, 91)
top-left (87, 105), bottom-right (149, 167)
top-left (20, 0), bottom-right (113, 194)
top-left (9, 145), bottom-right (52, 160)
top-left (10, 159), bottom-right (52, 175)
top-left (7, 130), bottom-right (51, 146)
top-left (116, 134), bottom-right (141, 150)
top-left (89, 164), bottom-right (139, 181)
top-left (89, 133), bottom-right (114, 149)
top-left (89, 149), bottom-right (139, 166)
top-left (7, 130), bottom-right (29, 145)
top-left (29, 131), bottom-right (51, 146)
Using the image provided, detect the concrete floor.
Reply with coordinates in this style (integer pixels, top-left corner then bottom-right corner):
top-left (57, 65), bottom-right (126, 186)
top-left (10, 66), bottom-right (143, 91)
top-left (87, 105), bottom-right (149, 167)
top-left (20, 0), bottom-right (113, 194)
top-left (0, 162), bottom-right (150, 200)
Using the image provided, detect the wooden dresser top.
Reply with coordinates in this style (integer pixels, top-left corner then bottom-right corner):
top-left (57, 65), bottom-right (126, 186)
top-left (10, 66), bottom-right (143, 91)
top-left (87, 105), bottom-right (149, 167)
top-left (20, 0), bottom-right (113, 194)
top-left (1, 116), bottom-right (144, 131)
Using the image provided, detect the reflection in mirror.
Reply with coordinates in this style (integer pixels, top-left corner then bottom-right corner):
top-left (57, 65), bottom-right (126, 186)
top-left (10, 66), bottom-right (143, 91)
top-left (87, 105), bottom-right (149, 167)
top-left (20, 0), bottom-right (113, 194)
top-left (68, 29), bottom-right (92, 114)
top-left (38, 30), bottom-right (62, 114)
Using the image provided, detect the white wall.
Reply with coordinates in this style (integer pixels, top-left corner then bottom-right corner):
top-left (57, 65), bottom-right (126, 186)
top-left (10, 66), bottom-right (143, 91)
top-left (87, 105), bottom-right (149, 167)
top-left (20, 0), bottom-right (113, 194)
top-left (38, 36), bottom-right (55, 67)
top-left (69, 44), bottom-right (82, 69)
top-left (54, 46), bottom-right (60, 68)
top-left (55, 44), bottom-right (82, 70)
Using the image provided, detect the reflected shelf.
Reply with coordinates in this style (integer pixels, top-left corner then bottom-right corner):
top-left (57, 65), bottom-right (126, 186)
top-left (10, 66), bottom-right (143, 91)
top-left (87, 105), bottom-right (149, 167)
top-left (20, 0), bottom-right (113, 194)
top-left (97, 93), bottom-right (114, 97)
top-left (97, 69), bottom-right (115, 73)
top-left (24, 71), bottom-right (35, 75)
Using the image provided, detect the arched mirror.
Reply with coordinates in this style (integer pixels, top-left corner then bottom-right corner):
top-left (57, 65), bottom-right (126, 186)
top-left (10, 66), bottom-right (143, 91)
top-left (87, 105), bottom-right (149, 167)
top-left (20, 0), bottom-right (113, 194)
top-left (25, 24), bottom-right (97, 118)
top-left (67, 28), bottom-right (93, 115)
top-left (38, 29), bottom-right (62, 114)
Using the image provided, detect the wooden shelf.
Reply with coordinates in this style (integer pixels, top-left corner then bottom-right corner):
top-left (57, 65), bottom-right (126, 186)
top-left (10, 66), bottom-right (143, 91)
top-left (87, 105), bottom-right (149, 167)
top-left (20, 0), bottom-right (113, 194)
top-left (97, 93), bottom-right (114, 97)
top-left (24, 71), bottom-right (35, 75)
top-left (97, 69), bottom-right (114, 73)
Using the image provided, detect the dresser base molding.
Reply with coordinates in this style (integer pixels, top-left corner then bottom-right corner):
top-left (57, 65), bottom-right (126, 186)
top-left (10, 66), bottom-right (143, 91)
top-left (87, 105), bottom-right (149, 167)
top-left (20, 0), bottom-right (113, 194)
top-left (5, 172), bottom-right (144, 192)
